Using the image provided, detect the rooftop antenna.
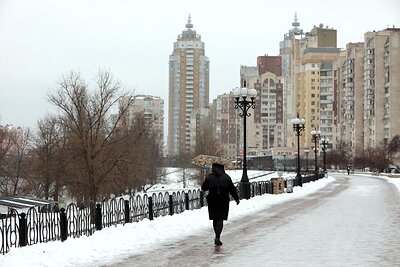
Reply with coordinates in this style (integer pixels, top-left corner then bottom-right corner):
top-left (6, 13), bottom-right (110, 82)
top-left (186, 14), bottom-right (193, 29)
top-left (291, 12), bottom-right (302, 36)
top-left (292, 12), bottom-right (300, 29)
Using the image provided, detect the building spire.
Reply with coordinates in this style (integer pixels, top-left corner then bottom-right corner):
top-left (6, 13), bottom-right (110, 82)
top-left (186, 14), bottom-right (193, 29)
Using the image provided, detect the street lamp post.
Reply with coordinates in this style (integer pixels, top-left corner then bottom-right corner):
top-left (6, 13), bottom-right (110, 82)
top-left (321, 137), bottom-right (329, 175)
top-left (311, 129), bottom-right (321, 179)
top-left (233, 87), bottom-right (257, 199)
top-left (304, 149), bottom-right (309, 173)
top-left (292, 118), bottom-right (306, 186)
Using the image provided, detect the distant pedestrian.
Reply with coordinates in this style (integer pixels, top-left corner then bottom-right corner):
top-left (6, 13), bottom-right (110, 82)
top-left (347, 166), bottom-right (351, 175)
top-left (201, 163), bottom-right (240, 246)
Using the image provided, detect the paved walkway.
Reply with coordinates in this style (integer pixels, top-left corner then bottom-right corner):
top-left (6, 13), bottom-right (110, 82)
top-left (105, 174), bottom-right (400, 267)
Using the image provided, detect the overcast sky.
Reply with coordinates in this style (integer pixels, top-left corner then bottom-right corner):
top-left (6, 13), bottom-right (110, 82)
top-left (0, 0), bottom-right (399, 130)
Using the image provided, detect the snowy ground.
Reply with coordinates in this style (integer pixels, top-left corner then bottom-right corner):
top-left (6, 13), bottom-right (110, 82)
top-left (356, 171), bottom-right (400, 191)
top-left (146, 168), bottom-right (273, 193)
top-left (0, 171), bottom-right (399, 267)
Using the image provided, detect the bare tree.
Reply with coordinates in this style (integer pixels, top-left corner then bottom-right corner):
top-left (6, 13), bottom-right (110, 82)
top-left (368, 144), bottom-right (391, 172)
top-left (0, 128), bottom-right (32, 196)
top-left (30, 116), bottom-right (67, 200)
top-left (353, 144), bottom-right (391, 172)
top-left (326, 140), bottom-right (351, 169)
top-left (194, 113), bottom-right (220, 157)
top-left (388, 135), bottom-right (400, 163)
top-left (0, 126), bottom-right (14, 182)
top-left (192, 113), bottom-right (220, 185)
top-left (48, 70), bottom-right (134, 202)
top-left (353, 149), bottom-right (368, 170)
top-left (111, 112), bottom-right (165, 195)
top-left (0, 126), bottom-right (14, 164)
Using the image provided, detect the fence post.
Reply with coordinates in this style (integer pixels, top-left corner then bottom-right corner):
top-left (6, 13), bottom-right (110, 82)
top-left (185, 193), bottom-right (189, 210)
top-left (200, 191), bottom-right (204, 207)
top-left (95, 203), bottom-right (102, 231)
top-left (60, 208), bottom-right (68, 242)
top-left (258, 184), bottom-right (262, 196)
top-left (168, 195), bottom-right (174, 216)
top-left (251, 184), bottom-right (255, 197)
top-left (148, 197), bottom-right (154, 220)
top-left (18, 213), bottom-right (27, 247)
top-left (124, 200), bottom-right (130, 224)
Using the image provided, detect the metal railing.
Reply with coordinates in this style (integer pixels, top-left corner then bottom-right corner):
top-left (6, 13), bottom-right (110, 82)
top-left (0, 172), bottom-right (325, 254)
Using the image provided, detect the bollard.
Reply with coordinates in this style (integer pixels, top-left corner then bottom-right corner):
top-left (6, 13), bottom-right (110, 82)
top-left (18, 213), bottom-right (27, 247)
top-left (169, 195), bottom-right (174, 216)
top-left (60, 208), bottom-right (68, 242)
top-left (95, 203), bottom-right (102, 231)
top-left (124, 200), bottom-right (130, 224)
top-left (148, 197), bottom-right (154, 220)
top-left (185, 193), bottom-right (189, 210)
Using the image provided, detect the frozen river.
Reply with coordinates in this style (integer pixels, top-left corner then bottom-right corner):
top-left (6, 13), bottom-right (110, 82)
top-left (109, 173), bottom-right (400, 266)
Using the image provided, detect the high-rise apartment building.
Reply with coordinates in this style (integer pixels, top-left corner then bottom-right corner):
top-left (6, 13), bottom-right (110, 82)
top-left (257, 55), bottom-right (286, 147)
top-left (282, 20), bottom-right (338, 150)
top-left (257, 71), bottom-right (285, 150)
top-left (299, 48), bottom-right (340, 149)
top-left (189, 107), bottom-right (211, 154)
top-left (363, 28), bottom-right (400, 147)
top-left (120, 95), bottom-right (164, 145)
top-left (213, 93), bottom-right (240, 160)
top-left (280, 14), bottom-right (303, 147)
top-left (337, 43), bottom-right (365, 155)
top-left (240, 66), bottom-right (260, 156)
top-left (239, 61), bottom-right (285, 156)
top-left (336, 28), bottom-right (400, 156)
top-left (168, 16), bottom-right (209, 158)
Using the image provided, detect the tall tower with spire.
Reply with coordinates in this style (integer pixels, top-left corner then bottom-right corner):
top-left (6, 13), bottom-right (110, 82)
top-left (168, 15), bottom-right (209, 159)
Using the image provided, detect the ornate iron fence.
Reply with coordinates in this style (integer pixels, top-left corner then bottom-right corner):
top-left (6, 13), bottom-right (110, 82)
top-left (0, 174), bottom-right (321, 254)
top-left (0, 188), bottom-right (204, 254)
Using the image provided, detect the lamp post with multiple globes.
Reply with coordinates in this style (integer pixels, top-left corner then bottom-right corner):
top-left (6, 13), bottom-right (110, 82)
top-left (311, 129), bottom-right (321, 179)
top-left (321, 137), bottom-right (329, 175)
top-left (291, 118), bottom-right (306, 186)
top-left (233, 87), bottom-right (257, 199)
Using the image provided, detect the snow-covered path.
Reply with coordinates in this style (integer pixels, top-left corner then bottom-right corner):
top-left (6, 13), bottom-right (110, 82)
top-left (108, 173), bottom-right (400, 267)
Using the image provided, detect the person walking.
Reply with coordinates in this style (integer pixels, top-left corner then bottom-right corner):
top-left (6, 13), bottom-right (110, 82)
top-left (201, 163), bottom-right (240, 246)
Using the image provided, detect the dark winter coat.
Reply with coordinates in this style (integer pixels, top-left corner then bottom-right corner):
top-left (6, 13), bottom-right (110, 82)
top-left (201, 163), bottom-right (239, 220)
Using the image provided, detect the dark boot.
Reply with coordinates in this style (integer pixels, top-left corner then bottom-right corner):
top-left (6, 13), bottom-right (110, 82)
top-left (214, 237), bottom-right (222, 246)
